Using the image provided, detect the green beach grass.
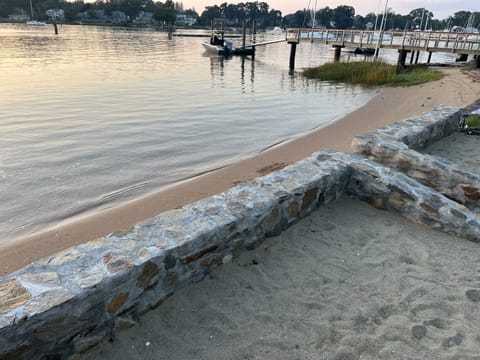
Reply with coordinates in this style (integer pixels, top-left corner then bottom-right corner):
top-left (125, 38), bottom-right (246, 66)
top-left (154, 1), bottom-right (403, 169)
top-left (464, 114), bottom-right (480, 127)
top-left (303, 61), bottom-right (444, 87)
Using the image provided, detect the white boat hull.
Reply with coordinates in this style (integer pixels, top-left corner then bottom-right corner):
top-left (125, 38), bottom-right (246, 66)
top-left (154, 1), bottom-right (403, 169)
top-left (27, 20), bottom-right (47, 26)
top-left (201, 40), bottom-right (233, 55)
top-left (202, 42), bottom-right (226, 54)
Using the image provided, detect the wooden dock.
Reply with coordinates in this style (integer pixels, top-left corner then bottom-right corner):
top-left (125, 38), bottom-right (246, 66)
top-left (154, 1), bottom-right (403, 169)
top-left (286, 28), bottom-right (480, 67)
top-left (173, 33), bottom-right (243, 38)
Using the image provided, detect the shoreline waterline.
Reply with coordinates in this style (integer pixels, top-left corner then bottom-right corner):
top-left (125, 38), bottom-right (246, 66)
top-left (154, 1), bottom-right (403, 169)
top-left (1, 67), bottom-right (479, 276)
top-left (1, 23), bottom-right (381, 245)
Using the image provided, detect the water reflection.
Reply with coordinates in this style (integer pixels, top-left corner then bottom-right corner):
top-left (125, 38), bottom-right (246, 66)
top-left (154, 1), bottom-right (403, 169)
top-left (240, 56), bottom-right (255, 93)
top-left (0, 23), bottom-right (378, 243)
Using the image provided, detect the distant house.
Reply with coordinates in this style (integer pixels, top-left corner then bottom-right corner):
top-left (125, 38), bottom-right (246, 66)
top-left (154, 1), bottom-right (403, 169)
top-left (46, 9), bottom-right (65, 22)
top-left (176, 14), bottom-right (197, 26)
top-left (134, 11), bottom-right (154, 24)
top-left (111, 11), bottom-right (129, 24)
top-left (75, 12), bottom-right (90, 22)
top-left (94, 10), bottom-right (107, 21)
top-left (225, 17), bottom-right (239, 26)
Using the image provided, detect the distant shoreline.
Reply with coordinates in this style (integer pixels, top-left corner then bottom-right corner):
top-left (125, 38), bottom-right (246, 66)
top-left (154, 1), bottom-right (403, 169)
top-left (1, 67), bottom-right (479, 276)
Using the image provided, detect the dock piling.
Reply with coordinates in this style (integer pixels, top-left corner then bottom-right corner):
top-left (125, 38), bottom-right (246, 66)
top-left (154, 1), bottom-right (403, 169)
top-left (333, 46), bottom-right (342, 61)
top-left (289, 41), bottom-right (297, 70)
top-left (242, 21), bottom-right (246, 49)
top-left (397, 49), bottom-right (409, 67)
top-left (427, 51), bottom-right (432, 64)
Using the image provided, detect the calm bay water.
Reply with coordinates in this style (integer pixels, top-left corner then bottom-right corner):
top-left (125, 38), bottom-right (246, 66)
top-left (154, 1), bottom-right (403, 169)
top-left (2, 23), bottom-right (453, 244)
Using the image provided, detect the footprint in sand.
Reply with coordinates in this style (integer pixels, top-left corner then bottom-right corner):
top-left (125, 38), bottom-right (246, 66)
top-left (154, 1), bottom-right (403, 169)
top-left (465, 289), bottom-right (480, 302)
top-left (321, 222), bottom-right (336, 231)
top-left (411, 325), bottom-right (427, 341)
top-left (423, 318), bottom-right (447, 330)
top-left (442, 332), bottom-right (463, 348)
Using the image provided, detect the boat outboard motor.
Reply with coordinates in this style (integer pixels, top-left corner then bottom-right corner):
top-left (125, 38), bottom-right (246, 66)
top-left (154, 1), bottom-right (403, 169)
top-left (223, 39), bottom-right (234, 54)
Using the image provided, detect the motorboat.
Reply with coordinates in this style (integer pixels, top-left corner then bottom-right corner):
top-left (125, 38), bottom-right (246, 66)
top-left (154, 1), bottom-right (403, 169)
top-left (202, 19), bottom-right (254, 56)
top-left (330, 46), bottom-right (375, 55)
top-left (26, 20), bottom-right (47, 26)
top-left (270, 26), bottom-right (284, 35)
top-left (26, 0), bottom-right (47, 26)
top-left (201, 37), bottom-right (234, 55)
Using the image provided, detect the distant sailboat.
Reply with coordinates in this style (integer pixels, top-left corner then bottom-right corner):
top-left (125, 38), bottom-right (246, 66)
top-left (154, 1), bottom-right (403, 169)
top-left (26, 0), bottom-right (47, 26)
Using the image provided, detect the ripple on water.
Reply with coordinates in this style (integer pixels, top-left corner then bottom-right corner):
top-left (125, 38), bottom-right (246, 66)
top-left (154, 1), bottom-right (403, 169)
top-left (0, 23), bottom-right (384, 243)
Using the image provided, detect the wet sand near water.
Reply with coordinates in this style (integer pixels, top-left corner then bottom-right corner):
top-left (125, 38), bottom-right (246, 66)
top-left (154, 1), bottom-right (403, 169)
top-left (1, 67), bottom-right (479, 276)
top-left (85, 197), bottom-right (480, 359)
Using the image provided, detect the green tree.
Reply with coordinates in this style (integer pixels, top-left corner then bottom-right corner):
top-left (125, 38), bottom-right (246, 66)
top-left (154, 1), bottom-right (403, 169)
top-left (282, 10), bottom-right (307, 27)
top-left (266, 9), bottom-right (281, 27)
top-left (154, 1), bottom-right (176, 24)
top-left (409, 8), bottom-right (433, 30)
top-left (316, 7), bottom-right (333, 28)
top-left (352, 14), bottom-right (365, 29)
top-left (450, 11), bottom-right (471, 27)
top-left (198, 5), bottom-right (221, 25)
top-left (332, 5), bottom-right (354, 29)
top-left (64, 0), bottom-right (85, 21)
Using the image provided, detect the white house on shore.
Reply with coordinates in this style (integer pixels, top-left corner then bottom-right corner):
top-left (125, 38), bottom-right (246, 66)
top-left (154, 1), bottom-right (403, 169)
top-left (46, 9), bottom-right (65, 21)
top-left (176, 14), bottom-right (197, 26)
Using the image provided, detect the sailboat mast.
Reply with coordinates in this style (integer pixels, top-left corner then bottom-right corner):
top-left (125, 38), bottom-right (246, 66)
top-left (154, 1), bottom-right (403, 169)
top-left (374, 0), bottom-right (389, 59)
top-left (29, 0), bottom-right (34, 19)
top-left (374, 0), bottom-right (382, 31)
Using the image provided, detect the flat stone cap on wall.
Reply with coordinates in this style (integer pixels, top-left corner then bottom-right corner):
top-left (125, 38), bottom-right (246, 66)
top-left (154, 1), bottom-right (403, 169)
top-left (352, 101), bottom-right (480, 210)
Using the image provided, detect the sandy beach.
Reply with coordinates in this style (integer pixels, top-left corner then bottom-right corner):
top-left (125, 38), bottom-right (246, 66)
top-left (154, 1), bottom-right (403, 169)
top-left (1, 67), bottom-right (479, 276)
top-left (85, 197), bottom-right (480, 359)
top-left (427, 131), bottom-right (480, 176)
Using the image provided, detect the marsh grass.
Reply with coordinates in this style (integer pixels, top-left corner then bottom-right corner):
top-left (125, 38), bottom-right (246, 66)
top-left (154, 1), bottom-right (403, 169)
top-left (465, 114), bottom-right (480, 127)
top-left (304, 61), bottom-right (444, 87)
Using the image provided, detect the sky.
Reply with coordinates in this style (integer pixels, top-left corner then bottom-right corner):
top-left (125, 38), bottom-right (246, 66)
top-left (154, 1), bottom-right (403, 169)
top-left (179, 0), bottom-right (480, 20)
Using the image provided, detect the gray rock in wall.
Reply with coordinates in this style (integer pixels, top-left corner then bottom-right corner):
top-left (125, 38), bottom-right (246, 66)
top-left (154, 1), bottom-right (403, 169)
top-left (352, 105), bottom-right (480, 210)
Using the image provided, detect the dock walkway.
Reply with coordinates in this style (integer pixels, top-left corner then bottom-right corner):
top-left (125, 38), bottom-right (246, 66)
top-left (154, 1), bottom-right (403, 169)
top-left (287, 28), bottom-right (480, 55)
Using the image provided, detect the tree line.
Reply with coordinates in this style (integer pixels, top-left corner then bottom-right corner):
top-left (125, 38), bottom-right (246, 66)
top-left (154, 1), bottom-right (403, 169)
top-left (290, 6), bottom-right (480, 31)
top-left (1, 0), bottom-right (479, 31)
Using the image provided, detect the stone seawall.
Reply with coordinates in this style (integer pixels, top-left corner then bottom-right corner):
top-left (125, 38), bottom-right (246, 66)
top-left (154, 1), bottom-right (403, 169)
top-left (1, 104), bottom-right (480, 359)
top-left (352, 101), bottom-right (480, 209)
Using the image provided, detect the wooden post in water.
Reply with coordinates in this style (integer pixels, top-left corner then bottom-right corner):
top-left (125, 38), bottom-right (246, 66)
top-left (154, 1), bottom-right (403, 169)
top-left (397, 49), bottom-right (408, 67)
top-left (53, 22), bottom-right (58, 35)
top-left (476, 55), bottom-right (480, 69)
top-left (333, 46), bottom-right (342, 61)
top-left (288, 41), bottom-right (297, 70)
top-left (427, 51), bottom-right (432, 64)
top-left (242, 21), bottom-right (246, 49)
